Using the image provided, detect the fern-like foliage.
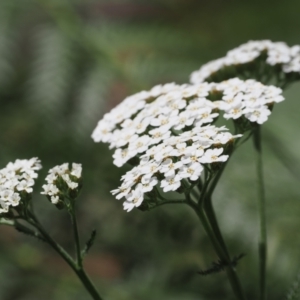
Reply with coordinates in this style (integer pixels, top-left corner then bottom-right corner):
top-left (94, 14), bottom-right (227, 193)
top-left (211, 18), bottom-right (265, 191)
top-left (71, 64), bottom-right (113, 140)
top-left (26, 25), bottom-right (76, 133)
top-left (285, 271), bottom-right (300, 300)
top-left (0, 0), bottom-right (17, 90)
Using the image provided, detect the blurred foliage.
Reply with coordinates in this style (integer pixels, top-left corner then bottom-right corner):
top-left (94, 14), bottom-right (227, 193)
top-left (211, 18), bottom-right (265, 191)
top-left (1, 0), bottom-right (300, 299)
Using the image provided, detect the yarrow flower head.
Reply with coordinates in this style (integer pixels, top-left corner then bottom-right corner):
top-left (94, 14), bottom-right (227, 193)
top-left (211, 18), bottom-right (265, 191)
top-left (92, 79), bottom-right (284, 212)
top-left (0, 158), bottom-right (42, 215)
top-left (190, 40), bottom-right (300, 84)
top-left (41, 163), bottom-right (83, 209)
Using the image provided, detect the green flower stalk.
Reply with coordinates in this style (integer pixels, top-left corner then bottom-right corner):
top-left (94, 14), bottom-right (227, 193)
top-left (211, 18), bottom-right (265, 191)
top-left (253, 126), bottom-right (267, 300)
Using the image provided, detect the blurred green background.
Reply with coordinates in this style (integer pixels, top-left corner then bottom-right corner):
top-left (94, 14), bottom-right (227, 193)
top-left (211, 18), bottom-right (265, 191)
top-left (1, 0), bottom-right (300, 299)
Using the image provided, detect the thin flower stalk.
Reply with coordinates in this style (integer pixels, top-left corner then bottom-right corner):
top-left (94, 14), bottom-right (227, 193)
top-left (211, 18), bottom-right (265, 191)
top-left (253, 127), bottom-right (267, 300)
top-left (70, 202), bottom-right (83, 268)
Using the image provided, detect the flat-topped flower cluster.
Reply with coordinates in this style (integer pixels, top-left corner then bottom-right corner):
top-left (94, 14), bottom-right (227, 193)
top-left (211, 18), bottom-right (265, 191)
top-left (92, 78), bottom-right (284, 212)
top-left (112, 125), bottom-right (235, 212)
top-left (190, 40), bottom-right (300, 84)
top-left (0, 158), bottom-right (42, 214)
top-left (41, 163), bottom-right (82, 205)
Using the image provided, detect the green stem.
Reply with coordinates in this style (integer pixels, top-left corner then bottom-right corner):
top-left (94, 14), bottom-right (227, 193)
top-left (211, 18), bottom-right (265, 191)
top-left (187, 200), bottom-right (226, 260)
top-left (187, 199), bottom-right (247, 300)
top-left (203, 196), bottom-right (230, 259)
top-left (70, 204), bottom-right (83, 268)
top-left (28, 212), bottom-right (103, 300)
top-left (152, 199), bottom-right (186, 208)
top-left (253, 126), bottom-right (267, 300)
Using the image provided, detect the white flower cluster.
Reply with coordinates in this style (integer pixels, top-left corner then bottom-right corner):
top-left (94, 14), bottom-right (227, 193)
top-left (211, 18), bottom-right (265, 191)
top-left (190, 40), bottom-right (300, 84)
top-left (41, 163), bottom-right (82, 204)
top-left (112, 125), bottom-right (236, 212)
top-left (0, 158), bottom-right (42, 214)
top-left (216, 78), bottom-right (284, 124)
top-left (92, 78), bottom-right (284, 212)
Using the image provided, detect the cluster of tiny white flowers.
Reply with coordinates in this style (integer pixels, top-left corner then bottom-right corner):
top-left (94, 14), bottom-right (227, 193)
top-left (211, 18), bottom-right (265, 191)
top-left (41, 163), bottom-right (82, 204)
top-left (92, 78), bottom-right (284, 212)
top-left (0, 158), bottom-right (42, 214)
top-left (112, 125), bottom-right (237, 212)
top-left (190, 40), bottom-right (300, 84)
top-left (216, 78), bottom-right (284, 124)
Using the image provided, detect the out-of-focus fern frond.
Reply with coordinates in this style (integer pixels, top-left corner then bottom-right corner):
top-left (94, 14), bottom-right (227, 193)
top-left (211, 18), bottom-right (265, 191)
top-left (0, 2), bottom-right (16, 89)
top-left (285, 271), bottom-right (300, 300)
top-left (71, 64), bottom-right (113, 140)
top-left (26, 25), bottom-right (76, 132)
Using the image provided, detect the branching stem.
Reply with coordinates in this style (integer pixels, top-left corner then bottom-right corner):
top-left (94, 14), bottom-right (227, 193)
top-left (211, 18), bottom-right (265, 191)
top-left (27, 211), bottom-right (103, 300)
top-left (188, 198), bottom-right (246, 300)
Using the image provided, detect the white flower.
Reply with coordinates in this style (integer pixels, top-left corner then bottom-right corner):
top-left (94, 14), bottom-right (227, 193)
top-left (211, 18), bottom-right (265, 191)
top-left (167, 98), bottom-right (187, 112)
top-left (243, 94), bottom-right (266, 107)
top-left (0, 200), bottom-right (9, 214)
top-left (3, 177), bottom-right (18, 189)
top-left (131, 117), bottom-right (151, 134)
top-left (199, 148), bottom-right (228, 163)
top-left (150, 111), bottom-right (177, 129)
top-left (186, 98), bottom-right (209, 117)
top-left (91, 120), bottom-right (114, 143)
top-left (10, 193), bottom-right (21, 206)
top-left (51, 195), bottom-right (60, 204)
top-left (243, 106), bottom-right (271, 124)
top-left (111, 185), bottom-right (132, 200)
top-left (17, 179), bottom-right (35, 193)
top-left (41, 184), bottom-right (59, 196)
top-left (71, 163), bottom-right (82, 178)
top-left (113, 148), bottom-right (134, 167)
top-left (113, 129), bottom-right (138, 148)
top-left (193, 139), bottom-right (213, 156)
top-left (69, 182), bottom-right (79, 189)
top-left (149, 127), bottom-right (171, 145)
top-left (169, 143), bottom-right (189, 157)
top-left (161, 175), bottom-right (181, 192)
top-left (128, 135), bottom-right (151, 154)
top-left (222, 93), bottom-right (244, 107)
top-left (194, 107), bottom-right (219, 126)
top-left (140, 176), bottom-right (158, 193)
top-left (123, 185), bottom-right (144, 212)
top-left (121, 167), bottom-right (143, 186)
top-left (160, 159), bottom-right (183, 177)
top-left (173, 111), bottom-right (195, 130)
top-left (223, 102), bottom-right (245, 120)
top-left (178, 162), bottom-right (203, 181)
top-left (140, 160), bottom-right (161, 175)
top-left (152, 144), bottom-right (173, 162)
top-left (213, 132), bottom-right (241, 144)
top-left (0, 190), bottom-right (14, 202)
top-left (181, 149), bottom-right (201, 165)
